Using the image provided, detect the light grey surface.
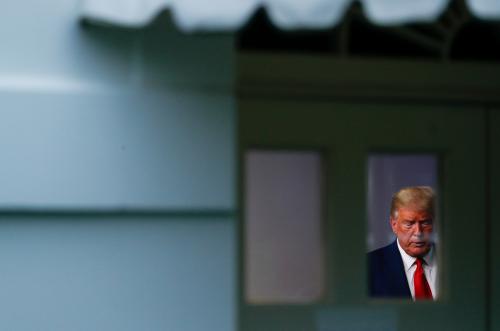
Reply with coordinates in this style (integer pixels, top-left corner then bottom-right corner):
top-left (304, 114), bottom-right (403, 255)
top-left (245, 150), bottom-right (324, 303)
top-left (367, 154), bottom-right (438, 251)
top-left (0, 89), bottom-right (234, 210)
top-left (0, 1), bottom-right (236, 331)
top-left (0, 217), bottom-right (235, 331)
top-left (0, 0), bottom-right (235, 210)
top-left (0, 0), bottom-right (233, 89)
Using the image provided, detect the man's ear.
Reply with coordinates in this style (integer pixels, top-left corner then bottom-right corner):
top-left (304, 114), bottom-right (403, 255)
top-left (390, 218), bottom-right (397, 234)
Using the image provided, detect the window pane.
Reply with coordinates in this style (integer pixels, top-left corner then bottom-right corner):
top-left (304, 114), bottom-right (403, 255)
top-left (245, 150), bottom-right (324, 303)
top-left (367, 154), bottom-right (439, 300)
top-left (367, 154), bottom-right (438, 251)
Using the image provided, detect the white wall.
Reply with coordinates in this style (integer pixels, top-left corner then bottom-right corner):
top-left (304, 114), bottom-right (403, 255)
top-left (0, 0), bottom-right (235, 209)
top-left (0, 1), bottom-right (236, 330)
top-left (0, 89), bottom-right (234, 210)
top-left (0, 216), bottom-right (235, 331)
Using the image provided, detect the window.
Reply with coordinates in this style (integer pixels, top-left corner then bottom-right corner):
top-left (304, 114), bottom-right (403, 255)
top-left (244, 150), bottom-right (325, 303)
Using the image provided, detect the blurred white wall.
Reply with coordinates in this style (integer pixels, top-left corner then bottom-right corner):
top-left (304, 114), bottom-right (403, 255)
top-left (0, 1), bottom-right (236, 330)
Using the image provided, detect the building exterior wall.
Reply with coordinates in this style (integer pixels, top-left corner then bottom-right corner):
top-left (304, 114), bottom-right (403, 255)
top-left (237, 53), bottom-right (500, 331)
top-left (0, 1), bottom-right (236, 330)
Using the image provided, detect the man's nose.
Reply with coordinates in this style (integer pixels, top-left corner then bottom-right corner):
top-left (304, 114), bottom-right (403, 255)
top-left (414, 223), bottom-right (423, 235)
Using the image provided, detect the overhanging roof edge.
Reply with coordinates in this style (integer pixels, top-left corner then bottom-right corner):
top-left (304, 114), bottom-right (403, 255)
top-left (80, 0), bottom-right (500, 32)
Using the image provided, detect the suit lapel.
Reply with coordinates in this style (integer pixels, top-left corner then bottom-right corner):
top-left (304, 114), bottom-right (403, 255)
top-left (387, 241), bottom-right (412, 298)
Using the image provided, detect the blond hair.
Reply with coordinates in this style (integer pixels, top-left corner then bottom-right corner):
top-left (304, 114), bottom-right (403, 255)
top-left (390, 186), bottom-right (435, 219)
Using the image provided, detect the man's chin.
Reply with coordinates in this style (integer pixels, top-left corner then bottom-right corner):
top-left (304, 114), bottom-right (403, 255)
top-left (408, 246), bottom-right (430, 257)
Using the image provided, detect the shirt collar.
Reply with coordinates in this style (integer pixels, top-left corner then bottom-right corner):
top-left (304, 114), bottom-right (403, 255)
top-left (396, 239), bottom-right (435, 271)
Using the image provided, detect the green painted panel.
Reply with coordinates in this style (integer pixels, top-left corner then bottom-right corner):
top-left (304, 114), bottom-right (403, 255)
top-left (239, 100), bottom-right (485, 331)
top-left (491, 109), bottom-right (500, 331)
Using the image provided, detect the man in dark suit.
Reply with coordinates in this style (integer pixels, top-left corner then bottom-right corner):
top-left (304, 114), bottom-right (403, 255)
top-left (368, 186), bottom-right (437, 300)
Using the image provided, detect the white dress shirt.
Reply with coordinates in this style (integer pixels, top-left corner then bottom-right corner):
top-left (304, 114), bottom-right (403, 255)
top-left (396, 239), bottom-right (438, 300)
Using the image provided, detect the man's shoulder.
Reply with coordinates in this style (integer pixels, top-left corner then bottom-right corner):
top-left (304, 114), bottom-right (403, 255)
top-left (368, 241), bottom-right (398, 259)
top-left (367, 241), bottom-right (404, 269)
top-left (368, 240), bottom-right (412, 298)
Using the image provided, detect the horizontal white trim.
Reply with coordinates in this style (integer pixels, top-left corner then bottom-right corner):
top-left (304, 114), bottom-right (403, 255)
top-left (0, 75), bottom-right (115, 94)
top-left (468, 0), bottom-right (500, 19)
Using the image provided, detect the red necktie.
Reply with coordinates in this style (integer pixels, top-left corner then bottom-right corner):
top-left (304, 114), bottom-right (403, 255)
top-left (414, 258), bottom-right (433, 300)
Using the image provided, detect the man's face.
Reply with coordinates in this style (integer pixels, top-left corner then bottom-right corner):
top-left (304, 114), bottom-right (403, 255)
top-left (391, 206), bottom-right (434, 257)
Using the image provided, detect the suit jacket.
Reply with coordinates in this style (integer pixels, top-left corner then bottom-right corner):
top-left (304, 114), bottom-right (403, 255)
top-left (368, 240), bottom-right (412, 298)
